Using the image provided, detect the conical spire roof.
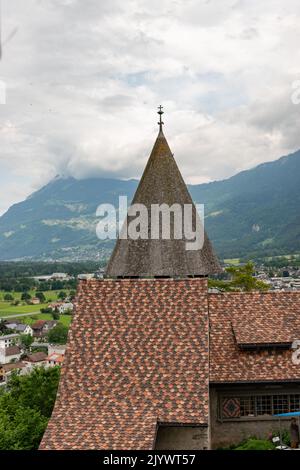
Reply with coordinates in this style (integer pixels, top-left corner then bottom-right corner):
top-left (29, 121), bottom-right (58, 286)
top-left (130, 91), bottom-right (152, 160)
top-left (106, 112), bottom-right (221, 277)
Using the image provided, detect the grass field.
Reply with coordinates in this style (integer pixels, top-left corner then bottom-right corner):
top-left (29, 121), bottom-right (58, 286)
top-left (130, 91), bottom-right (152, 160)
top-left (223, 258), bottom-right (241, 265)
top-left (0, 309), bottom-right (72, 326)
top-left (0, 303), bottom-right (48, 317)
top-left (0, 289), bottom-right (73, 318)
top-left (0, 289), bottom-right (71, 302)
top-left (25, 314), bottom-right (72, 327)
top-left (264, 253), bottom-right (300, 261)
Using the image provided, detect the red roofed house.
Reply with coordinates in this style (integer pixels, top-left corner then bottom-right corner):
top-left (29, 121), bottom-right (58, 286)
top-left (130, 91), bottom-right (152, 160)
top-left (0, 362), bottom-right (27, 384)
top-left (47, 352), bottom-right (64, 367)
top-left (31, 320), bottom-right (47, 338)
top-left (0, 345), bottom-right (22, 365)
top-left (23, 351), bottom-right (48, 369)
top-left (40, 109), bottom-right (300, 450)
top-left (32, 320), bottom-right (57, 338)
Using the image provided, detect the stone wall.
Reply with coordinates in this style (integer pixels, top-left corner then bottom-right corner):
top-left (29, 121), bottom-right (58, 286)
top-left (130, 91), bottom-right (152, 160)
top-left (155, 425), bottom-right (208, 450)
top-left (210, 384), bottom-right (300, 449)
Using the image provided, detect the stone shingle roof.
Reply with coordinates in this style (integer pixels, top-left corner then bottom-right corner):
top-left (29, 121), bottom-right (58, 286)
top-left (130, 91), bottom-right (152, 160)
top-left (2, 362), bottom-right (26, 372)
top-left (40, 278), bottom-right (209, 450)
top-left (0, 333), bottom-right (19, 340)
top-left (5, 345), bottom-right (21, 356)
top-left (15, 324), bottom-right (28, 332)
top-left (106, 130), bottom-right (221, 277)
top-left (32, 320), bottom-right (56, 330)
top-left (32, 320), bottom-right (46, 330)
top-left (40, 285), bottom-right (300, 449)
top-left (25, 352), bottom-right (47, 363)
top-left (209, 292), bottom-right (300, 383)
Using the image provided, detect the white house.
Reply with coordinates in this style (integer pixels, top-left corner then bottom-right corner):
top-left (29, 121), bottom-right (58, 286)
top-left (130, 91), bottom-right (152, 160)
top-left (0, 362), bottom-right (27, 383)
top-left (51, 273), bottom-right (70, 280)
top-left (58, 302), bottom-right (73, 314)
top-left (0, 345), bottom-right (22, 364)
top-left (77, 273), bottom-right (94, 280)
top-left (0, 333), bottom-right (20, 349)
top-left (16, 324), bottom-right (33, 336)
top-left (47, 352), bottom-right (64, 367)
top-left (47, 344), bottom-right (65, 368)
top-left (23, 351), bottom-right (48, 370)
top-left (6, 323), bottom-right (33, 336)
top-left (48, 344), bottom-right (66, 356)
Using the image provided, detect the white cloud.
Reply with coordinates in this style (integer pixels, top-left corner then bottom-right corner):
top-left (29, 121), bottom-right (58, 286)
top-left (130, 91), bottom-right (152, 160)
top-left (0, 0), bottom-right (300, 214)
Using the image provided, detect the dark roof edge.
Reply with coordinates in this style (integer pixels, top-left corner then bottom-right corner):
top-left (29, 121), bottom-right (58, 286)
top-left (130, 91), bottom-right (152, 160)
top-left (79, 277), bottom-right (208, 282)
top-left (157, 421), bottom-right (208, 427)
top-left (210, 379), bottom-right (300, 386)
top-left (209, 291), bottom-right (300, 296)
top-left (238, 342), bottom-right (292, 350)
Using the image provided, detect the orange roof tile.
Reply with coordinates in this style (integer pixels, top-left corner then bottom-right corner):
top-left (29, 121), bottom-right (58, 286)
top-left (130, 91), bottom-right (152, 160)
top-left (209, 291), bottom-right (300, 383)
top-left (40, 278), bottom-right (209, 450)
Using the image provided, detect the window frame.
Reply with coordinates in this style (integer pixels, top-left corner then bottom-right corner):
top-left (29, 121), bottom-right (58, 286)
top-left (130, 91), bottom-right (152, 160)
top-left (218, 391), bottom-right (300, 422)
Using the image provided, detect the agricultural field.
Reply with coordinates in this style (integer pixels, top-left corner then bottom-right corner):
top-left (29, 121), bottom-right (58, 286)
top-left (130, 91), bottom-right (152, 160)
top-left (25, 313), bottom-right (72, 327)
top-left (223, 258), bottom-right (240, 266)
top-left (0, 289), bottom-right (73, 318)
top-left (0, 303), bottom-right (48, 317)
top-left (0, 289), bottom-right (72, 302)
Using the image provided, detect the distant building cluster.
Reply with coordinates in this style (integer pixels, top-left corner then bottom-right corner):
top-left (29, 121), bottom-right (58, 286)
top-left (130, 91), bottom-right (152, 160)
top-left (47, 302), bottom-right (74, 314)
top-left (32, 272), bottom-right (73, 282)
top-left (32, 270), bottom-right (105, 283)
top-left (255, 266), bottom-right (300, 291)
top-left (0, 326), bottom-right (66, 385)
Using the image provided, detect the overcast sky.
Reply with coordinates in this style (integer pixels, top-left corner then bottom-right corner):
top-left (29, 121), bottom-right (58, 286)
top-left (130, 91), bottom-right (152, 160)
top-left (0, 0), bottom-right (300, 215)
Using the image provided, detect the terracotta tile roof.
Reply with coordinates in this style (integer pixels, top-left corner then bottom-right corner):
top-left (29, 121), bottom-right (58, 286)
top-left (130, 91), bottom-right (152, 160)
top-left (2, 362), bottom-right (26, 372)
top-left (209, 292), bottom-right (300, 383)
top-left (5, 345), bottom-right (21, 356)
top-left (47, 353), bottom-right (64, 364)
top-left (40, 278), bottom-right (209, 450)
top-left (25, 352), bottom-right (47, 363)
top-left (32, 320), bottom-right (46, 330)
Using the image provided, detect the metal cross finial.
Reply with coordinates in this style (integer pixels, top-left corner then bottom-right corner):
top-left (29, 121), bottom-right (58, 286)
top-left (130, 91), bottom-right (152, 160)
top-left (157, 105), bottom-right (164, 131)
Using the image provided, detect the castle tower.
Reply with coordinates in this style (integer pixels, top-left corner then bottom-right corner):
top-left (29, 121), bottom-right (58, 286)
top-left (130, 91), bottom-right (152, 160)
top-left (106, 107), bottom-right (221, 277)
top-left (40, 108), bottom-right (218, 450)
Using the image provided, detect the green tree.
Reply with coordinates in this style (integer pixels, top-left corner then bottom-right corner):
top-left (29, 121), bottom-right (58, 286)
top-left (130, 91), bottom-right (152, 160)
top-left (6, 367), bottom-right (60, 417)
top-left (0, 320), bottom-right (8, 334)
top-left (0, 406), bottom-right (48, 450)
top-left (57, 291), bottom-right (66, 301)
top-left (0, 367), bottom-right (60, 450)
top-left (69, 290), bottom-right (76, 300)
top-left (40, 307), bottom-right (52, 314)
top-left (21, 292), bottom-right (31, 302)
top-left (227, 262), bottom-right (270, 292)
top-left (47, 323), bottom-right (68, 344)
top-left (35, 291), bottom-right (46, 303)
top-left (51, 311), bottom-right (60, 321)
top-left (209, 262), bottom-right (270, 292)
top-left (20, 334), bottom-right (34, 351)
top-left (52, 281), bottom-right (64, 291)
top-left (4, 293), bottom-right (14, 301)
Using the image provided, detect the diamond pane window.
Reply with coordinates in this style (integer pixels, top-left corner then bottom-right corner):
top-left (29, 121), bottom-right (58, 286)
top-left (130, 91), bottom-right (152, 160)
top-left (221, 394), bottom-right (300, 419)
top-left (222, 398), bottom-right (240, 418)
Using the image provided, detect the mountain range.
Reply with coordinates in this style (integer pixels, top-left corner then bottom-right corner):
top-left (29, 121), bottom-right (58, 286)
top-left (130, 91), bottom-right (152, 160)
top-left (0, 149), bottom-right (299, 262)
